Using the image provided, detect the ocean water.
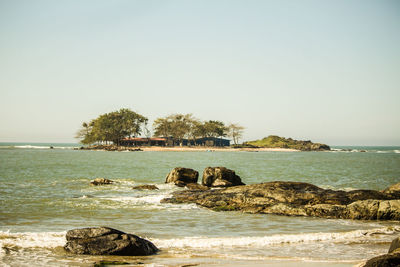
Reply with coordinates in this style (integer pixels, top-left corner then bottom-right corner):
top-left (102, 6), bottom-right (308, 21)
top-left (0, 143), bottom-right (399, 267)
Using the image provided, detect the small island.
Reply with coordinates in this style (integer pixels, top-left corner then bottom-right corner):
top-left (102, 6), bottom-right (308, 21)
top-left (75, 109), bottom-right (331, 152)
top-left (242, 135), bottom-right (330, 151)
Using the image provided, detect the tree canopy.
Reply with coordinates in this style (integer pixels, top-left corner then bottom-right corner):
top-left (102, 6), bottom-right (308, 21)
top-left (76, 108), bottom-right (148, 145)
top-left (77, 110), bottom-right (245, 146)
top-left (153, 113), bottom-right (242, 145)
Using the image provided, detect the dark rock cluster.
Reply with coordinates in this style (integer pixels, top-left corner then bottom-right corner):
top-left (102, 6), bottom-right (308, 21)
top-left (162, 181), bottom-right (400, 220)
top-left (64, 227), bottom-right (158, 256)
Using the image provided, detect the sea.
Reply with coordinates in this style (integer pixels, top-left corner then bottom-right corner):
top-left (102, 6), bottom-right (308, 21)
top-left (0, 143), bottom-right (399, 267)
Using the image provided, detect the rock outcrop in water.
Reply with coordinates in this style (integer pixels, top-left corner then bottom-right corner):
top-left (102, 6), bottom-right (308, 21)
top-left (165, 167), bottom-right (199, 186)
top-left (202, 167), bottom-right (245, 187)
top-left (132, 184), bottom-right (159, 190)
top-left (64, 227), bottom-right (158, 256)
top-left (161, 181), bottom-right (400, 220)
top-left (90, 178), bottom-right (114, 186)
top-left (360, 237), bottom-right (400, 267)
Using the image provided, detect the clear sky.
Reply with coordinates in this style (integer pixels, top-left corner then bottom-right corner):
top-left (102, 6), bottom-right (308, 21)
top-left (0, 0), bottom-right (399, 145)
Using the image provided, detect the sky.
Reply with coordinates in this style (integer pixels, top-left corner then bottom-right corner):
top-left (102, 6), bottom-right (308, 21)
top-left (0, 0), bottom-right (399, 145)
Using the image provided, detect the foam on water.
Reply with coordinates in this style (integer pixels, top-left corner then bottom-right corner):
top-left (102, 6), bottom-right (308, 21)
top-left (1, 226), bottom-right (397, 252)
top-left (151, 226), bottom-right (400, 249)
top-left (0, 231), bottom-right (65, 250)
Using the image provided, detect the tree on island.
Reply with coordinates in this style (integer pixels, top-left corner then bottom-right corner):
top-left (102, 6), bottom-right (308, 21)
top-left (76, 108), bottom-right (148, 146)
top-left (153, 113), bottom-right (197, 146)
top-left (227, 123), bottom-right (245, 145)
top-left (153, 114), bottom-right (235, 146)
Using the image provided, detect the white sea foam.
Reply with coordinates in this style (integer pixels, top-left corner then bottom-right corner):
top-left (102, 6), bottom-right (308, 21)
top-left (151, 227), bottom-right (400, 249)
top-left (0, 231), bottom-right (66, 250)
top-left (105, 194), bottom-right (170, 205)
top-left (394, 150), bottom-right (400, 154)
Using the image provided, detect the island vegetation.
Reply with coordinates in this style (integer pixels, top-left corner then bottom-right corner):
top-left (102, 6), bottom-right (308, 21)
top-left (76, 109), bottom-right (245, 147)
top-left (243, 135), bottom-right (331, 151)
top-left (153, 114), bottom-right (244, 146)
top-left (75, 108), bottom-right (148, 146)
top-left (76, 109), bottom-right (329, 151)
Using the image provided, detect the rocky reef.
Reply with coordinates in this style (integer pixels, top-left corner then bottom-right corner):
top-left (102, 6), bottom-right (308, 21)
top-left (64, 227), bottom-right (158, 256)
top-left (162, 181), bottom-right (400, 220)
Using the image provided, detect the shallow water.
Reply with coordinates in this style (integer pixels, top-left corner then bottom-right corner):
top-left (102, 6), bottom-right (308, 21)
top-left (0, 144), bottom-right (399, 266)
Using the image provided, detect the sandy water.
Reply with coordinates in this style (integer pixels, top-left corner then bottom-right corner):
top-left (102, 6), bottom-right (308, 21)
top-left (0, 144), bottom-right (399, 266)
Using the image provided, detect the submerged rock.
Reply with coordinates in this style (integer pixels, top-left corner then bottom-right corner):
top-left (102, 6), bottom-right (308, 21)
top-left (90, 178), bottom-right (114, 186)
top-left (165, 167), bottom-right (198, 186)
top-left (202, 167), bottom-right (245, 187)
top-left (64, 227), bottom-right (158, 256)
top-left (161, 181), bottom-right (400, 220)
top-left (132, 184), bottom-right (159, 190)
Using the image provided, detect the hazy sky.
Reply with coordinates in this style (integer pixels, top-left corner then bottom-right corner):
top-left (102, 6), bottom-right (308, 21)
top-left (0, 0), bottom-right (399, 145)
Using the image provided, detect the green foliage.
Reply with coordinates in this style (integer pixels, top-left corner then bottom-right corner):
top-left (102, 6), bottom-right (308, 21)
top-left (244, 135), bottom-right (330, 151)
top-left (227, 123), bottom-right (245, 145)
top-left (153, 115), bottom-right (231, 145)
top-left (76, 108), bottom-right (148, 146)
top-left (153, 113), bottom-right (197, 145)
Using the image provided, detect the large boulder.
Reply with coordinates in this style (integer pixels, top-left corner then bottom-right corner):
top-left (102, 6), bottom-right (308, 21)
top-left (64, 227), bottom-right (158, 256)
top-left (362, 253), bottom-right (400, 267)
top-left (202, 167), bottom-right (245, 187)
top-left (165, 167), bottom-right (198, 186)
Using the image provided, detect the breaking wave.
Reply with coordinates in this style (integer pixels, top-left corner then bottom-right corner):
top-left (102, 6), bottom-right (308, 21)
top-left (2, 226), bottom-right (397, 253)
top-left (152, 226), bottom-right (400, 249)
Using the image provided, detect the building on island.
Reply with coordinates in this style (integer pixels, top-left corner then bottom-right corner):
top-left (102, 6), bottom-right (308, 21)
top-left (120, 137), bottom-right (230, 147)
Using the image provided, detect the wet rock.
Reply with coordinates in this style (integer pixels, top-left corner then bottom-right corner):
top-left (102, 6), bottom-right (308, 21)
top-left (185, 183), bottom-right (209, 190)
top-left (389, 237), bottom-right (400, 253)
top-left (361, 237), bottom-right (400, 267)
top-left (64, 227), bottom-right (158, 256)
top-left (383, 182), bottom-right (400, 197)
top-left (165, 167), bottom-right (198, 186)
top-left (90, 178), bottom-right (114, 186)
top-left (132, 184), bottom-right (159, 190)
top-left (162, 181), bottom-right (400, 220)
top-left (202, 167), bottom-right (245, 187)
top-left (362, 252), bottom-right (400, 267)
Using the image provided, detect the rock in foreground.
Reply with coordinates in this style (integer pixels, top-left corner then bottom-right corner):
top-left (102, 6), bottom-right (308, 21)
top-left (202, 167), bottom-right (245, 187)
top-left (165, 167), bottom-right (198, 186)
top-left (360, 237), bottom-right (400, 267)
top-left (64, 227), bottom-right (158, 256)
top-left (162, 181), bottom-right (400, 220)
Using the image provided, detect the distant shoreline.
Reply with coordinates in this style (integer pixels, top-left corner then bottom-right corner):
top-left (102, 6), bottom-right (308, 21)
top-left (138, 146), bottom-right (299, 152)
